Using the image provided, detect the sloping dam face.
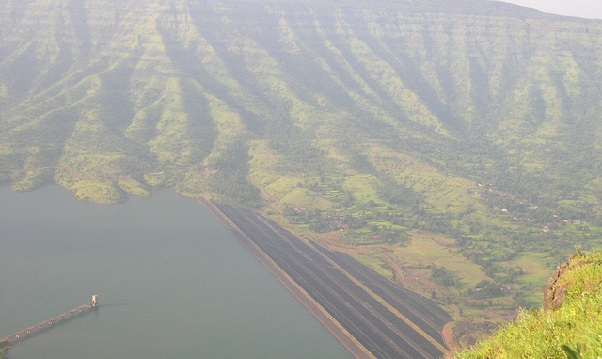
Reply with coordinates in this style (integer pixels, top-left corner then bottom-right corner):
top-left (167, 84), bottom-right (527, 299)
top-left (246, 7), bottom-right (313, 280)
top-left (214, 203), bottom-right (451, 359)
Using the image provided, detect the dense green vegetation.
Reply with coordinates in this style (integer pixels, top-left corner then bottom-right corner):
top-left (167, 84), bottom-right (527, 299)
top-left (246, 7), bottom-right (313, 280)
top-left (1, 0), bottom-right (601, 344)
top-left (456, 249), bottom-right (602, 358)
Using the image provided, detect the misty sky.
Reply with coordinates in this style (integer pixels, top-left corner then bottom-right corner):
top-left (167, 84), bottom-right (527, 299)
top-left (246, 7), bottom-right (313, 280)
top-left (499, 0), bottom-right (602, 19)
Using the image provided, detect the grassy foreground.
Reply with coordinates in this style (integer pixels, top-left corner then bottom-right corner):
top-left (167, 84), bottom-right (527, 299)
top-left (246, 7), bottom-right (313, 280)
top-left (455, 249), bottom-right (602, 358)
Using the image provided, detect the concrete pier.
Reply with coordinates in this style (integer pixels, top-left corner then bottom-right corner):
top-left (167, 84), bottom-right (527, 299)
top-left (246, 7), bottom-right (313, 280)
top-left (1, 295), bottom-right (99, 348)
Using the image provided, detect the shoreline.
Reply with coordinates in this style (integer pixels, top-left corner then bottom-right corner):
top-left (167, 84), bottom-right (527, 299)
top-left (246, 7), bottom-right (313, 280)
top-left (197, 197), bottom-right (375, 359)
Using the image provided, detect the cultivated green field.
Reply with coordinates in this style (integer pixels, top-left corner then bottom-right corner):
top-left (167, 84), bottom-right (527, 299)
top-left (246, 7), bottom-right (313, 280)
top-left (1, 0), bottom-right (601, 346)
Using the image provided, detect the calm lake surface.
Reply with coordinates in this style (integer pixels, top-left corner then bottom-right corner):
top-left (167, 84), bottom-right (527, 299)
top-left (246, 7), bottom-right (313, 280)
top-left (0, 185), bottom-right (351, 359)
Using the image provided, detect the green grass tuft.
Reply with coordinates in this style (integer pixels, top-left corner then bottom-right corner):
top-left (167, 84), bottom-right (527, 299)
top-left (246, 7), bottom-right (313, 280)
top-left (455, 249), bottom-right (602, 359)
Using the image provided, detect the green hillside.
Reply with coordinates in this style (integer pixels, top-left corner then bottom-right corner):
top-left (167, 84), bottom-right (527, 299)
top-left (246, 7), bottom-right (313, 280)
top-left (456, 248), bottom-right (602, 358)
top-left (1, 0), bottom-right (601, 345)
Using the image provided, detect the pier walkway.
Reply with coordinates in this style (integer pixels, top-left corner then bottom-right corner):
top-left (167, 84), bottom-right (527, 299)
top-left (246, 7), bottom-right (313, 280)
top-left (1, 295), bottom-right (98, 348)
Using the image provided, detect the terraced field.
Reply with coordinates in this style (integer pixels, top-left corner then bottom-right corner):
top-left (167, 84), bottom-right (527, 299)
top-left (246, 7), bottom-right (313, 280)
top-left (2, 0), bottom-right (602, 343)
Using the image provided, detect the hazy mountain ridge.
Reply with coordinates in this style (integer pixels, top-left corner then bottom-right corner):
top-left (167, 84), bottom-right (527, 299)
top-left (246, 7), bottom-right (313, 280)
top-left (3, 0), bottom-right (599, 209)
top-left (1, 0), bottom-right (602, 344)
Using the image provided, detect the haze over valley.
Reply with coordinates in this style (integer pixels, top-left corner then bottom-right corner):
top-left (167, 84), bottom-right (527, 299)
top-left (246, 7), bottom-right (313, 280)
top-left (1, 0), bottom-right (601, 357)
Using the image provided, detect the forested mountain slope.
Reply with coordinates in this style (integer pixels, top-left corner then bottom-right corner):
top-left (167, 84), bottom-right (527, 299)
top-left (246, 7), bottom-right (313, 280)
top-left (1, 0), bottom-right (601, 345)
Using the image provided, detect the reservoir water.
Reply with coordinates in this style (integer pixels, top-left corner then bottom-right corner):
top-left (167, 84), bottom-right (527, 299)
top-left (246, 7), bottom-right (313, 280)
top-left (0, 185), bottom-right (351, 359)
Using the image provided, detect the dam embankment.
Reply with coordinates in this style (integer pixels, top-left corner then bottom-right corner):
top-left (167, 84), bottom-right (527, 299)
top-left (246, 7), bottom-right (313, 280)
top-left (202, 199), bottom-right (451, 359)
